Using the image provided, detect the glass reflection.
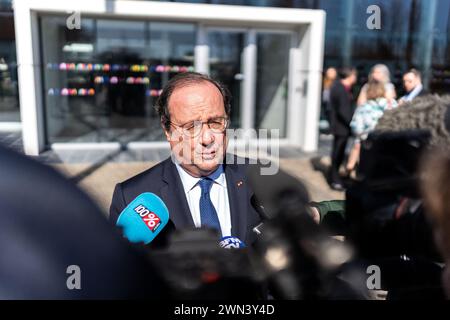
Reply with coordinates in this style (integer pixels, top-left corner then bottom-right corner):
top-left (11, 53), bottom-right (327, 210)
top-left (40, 16), bottom-right (195, 144)
top-left (255, 32), bottom-right (291, 138)
top-left (208, 30), bottom-right (245, 129)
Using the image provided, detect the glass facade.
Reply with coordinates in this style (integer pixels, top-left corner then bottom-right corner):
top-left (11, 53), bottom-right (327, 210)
top-left (208, 29), bottom-right (245, 129)
top-left (39, 12), bottom-right (295, 144)
top-left (160, 0), bottom-right (450, 96)
top-left (0, 0), bottom-right (19, 122)
top-left (1, 0), bottom-right (449, 145)
top-left (319, 0), bottom-right (450, 97)
top-left (40, 15), bottom-right (195, 144)
top-left (255, 32), bottom-right (291, 138)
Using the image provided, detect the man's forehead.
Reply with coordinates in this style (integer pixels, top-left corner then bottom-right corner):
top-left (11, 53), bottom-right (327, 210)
top-left (170, 81), bottom-right (221, 100)
top-left (170, 82), bottom-right (222, 103)
top-left (168, 81), bottom-right (225, 119)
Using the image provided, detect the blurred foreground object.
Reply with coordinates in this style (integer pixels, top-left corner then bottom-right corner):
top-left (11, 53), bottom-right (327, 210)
top-left (344, 94), bottom-right (450, 299)
top-left (420, 148), bottom-right (450, 298)
top-left (245, 165), bottom-right (367, 299)
top-left (147, 165), bottom-right (368, 300)
top-left (0, 144), bottom-right (167, 299)
top-left (376, 94), bottom-right (450, 148)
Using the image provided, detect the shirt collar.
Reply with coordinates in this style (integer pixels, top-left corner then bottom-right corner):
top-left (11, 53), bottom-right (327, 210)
top-left (406, 83), bottom-right (423, 101)
top-left (174, 162), bottom-right (226, 194)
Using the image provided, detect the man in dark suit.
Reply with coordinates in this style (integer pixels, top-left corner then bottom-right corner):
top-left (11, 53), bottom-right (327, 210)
top-left (399, 68), bottom-right (428, 105)
top-left (110, 72), bottom-right (262, 246)
top-left (328, 67), bottom-right (357, 191)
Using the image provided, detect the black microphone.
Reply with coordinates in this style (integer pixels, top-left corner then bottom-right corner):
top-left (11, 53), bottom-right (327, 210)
top-left (251, 195), bottom-right (267, 235)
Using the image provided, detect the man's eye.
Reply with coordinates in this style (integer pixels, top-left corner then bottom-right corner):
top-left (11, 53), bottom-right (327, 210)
top-left (183, 123), bottom-right (195, 130)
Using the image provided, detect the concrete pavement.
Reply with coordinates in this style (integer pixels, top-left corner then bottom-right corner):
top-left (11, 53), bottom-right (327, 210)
top-left (52, 155), bottom-right (344, 215)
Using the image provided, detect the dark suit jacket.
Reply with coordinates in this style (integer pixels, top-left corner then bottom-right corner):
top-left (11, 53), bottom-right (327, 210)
top-left (402, 87), bottom-right (429, 101)
top-left (109, 154), bottom-right (262, 247)
top-left (328, 80), bottom-right (354, 136)
top-left (417, 88), bottom-right (429, 97)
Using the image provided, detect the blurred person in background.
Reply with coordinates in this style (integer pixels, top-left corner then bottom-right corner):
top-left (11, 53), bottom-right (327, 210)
top-left (346, 80), bottom-right (398, 175)
top-left (399, 69), bottom-right (428, 105)
top-left (328, 67), bottom-right (357, 191)
top-left (310, 94), bottom-right (450, 299)
top-left (321, 67), bottom-right (338, 132)
top-left (357, 64), bottom-right (397, 107)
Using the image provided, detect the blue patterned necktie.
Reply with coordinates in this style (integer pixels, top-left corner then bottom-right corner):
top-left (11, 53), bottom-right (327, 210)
top-left (198, 178), bottom-right (221, 235)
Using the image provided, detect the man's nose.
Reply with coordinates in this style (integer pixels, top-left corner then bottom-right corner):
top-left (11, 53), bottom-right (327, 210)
top-left (199, 123), bottom-right (215, 146)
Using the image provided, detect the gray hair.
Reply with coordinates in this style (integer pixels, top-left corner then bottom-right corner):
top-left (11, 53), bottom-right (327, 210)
top-left (369, 64), bottom-right (391, 84)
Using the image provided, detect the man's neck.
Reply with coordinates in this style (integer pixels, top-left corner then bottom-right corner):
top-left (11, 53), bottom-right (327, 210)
top-left (341, 78), bottom-right (352, 88)
top-left (341, 79), bottom-right (353, 92)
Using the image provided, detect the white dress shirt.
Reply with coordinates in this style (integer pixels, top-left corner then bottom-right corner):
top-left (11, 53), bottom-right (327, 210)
top-left (174, 163), bottom-right (232, 237)
top-left (403, 83), bottom-right (423, 102)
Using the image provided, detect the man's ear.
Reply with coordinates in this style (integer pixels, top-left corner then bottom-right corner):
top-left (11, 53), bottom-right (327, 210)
top-left (162, 123), bottom-right (172, 142)
top-left (163, 123), bottom-right (183, 143)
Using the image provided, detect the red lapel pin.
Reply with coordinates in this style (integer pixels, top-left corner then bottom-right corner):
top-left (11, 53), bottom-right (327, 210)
top-left (237, 180), bottom-right (243, 187)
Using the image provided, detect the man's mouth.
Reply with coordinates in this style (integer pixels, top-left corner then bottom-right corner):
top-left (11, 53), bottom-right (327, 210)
top-left (200, 151), bottom-right (217, 160)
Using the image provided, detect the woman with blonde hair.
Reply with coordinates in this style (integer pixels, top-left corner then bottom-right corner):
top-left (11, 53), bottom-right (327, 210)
top-left (357, 64), bottom-right (397, 106)
top-left (346, 80), bottom-right (398, 174)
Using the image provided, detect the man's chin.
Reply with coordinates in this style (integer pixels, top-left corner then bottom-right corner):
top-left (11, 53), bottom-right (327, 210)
top-left (198, 159), bottom-right (221, 170)
top-left (197, 150), bottom-right (224, 163)
top-left (194, 156), bottom-right (223, 172)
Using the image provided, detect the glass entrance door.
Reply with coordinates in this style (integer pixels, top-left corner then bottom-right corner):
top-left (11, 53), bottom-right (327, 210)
top-left (207, 28), bottom-right (245, 129)
top-left (40, 15), bottom-right (295, 146)
top-left (206, 27), bottom-right (293, 139)
top-left (40, 15), bottom-right (196, 145)
top-left (254, 31), bottom-right (292, 138)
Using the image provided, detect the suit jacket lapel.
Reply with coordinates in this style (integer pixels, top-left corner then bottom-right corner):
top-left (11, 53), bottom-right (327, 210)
top-left (160, 157), bottom-right (195, 229)
top-left (225, 159), bottom-right (248, 241)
